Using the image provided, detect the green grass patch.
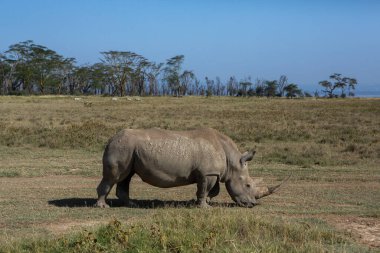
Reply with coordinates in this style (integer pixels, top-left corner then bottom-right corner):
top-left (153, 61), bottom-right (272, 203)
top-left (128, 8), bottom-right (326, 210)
top-left (2, 210), bottom-right (373, 253)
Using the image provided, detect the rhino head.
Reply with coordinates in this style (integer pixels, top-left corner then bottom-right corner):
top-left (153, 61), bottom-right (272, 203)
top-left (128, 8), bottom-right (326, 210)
top-left (224, 150), bottom-right (290, 207)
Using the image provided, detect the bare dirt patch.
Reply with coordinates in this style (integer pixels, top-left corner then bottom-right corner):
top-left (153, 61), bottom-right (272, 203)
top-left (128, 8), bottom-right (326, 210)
top-left (44, 220), bottom-right (107, 235)
top-left (330, 216), bottom-right (380, 248)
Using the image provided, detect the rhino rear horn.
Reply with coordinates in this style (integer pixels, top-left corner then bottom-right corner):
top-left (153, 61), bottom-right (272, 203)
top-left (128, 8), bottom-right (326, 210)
top-left (240, 150), bottom-right (256, 164)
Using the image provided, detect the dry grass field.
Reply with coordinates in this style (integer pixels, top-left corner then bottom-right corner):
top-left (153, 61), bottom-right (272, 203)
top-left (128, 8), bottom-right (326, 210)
top-left (0, 96), bottom-right (379, 252)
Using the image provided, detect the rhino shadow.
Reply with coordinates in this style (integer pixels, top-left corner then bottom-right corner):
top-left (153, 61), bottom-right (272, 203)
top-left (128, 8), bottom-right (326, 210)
top-left (48, 198), bottom-right (239, 208)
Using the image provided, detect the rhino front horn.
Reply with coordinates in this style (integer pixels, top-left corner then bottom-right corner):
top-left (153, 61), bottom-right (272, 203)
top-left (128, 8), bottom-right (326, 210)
top-left (255, 174), bottom-right (291, 199)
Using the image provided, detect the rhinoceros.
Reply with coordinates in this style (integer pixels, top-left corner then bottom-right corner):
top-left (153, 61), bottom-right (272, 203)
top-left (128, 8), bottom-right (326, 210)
top-left (95, 128), bottom-right (288, 208)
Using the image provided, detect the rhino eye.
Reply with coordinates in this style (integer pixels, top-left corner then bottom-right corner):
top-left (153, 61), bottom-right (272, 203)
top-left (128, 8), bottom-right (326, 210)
top-left (246, 184), bottom-right (251, 188)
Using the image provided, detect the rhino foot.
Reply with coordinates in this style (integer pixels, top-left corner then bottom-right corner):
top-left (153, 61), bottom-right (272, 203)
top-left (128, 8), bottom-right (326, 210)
top-left (94, 200), bottom-right (110, 208)
top-left (196, 200), bottom-right (212, 208)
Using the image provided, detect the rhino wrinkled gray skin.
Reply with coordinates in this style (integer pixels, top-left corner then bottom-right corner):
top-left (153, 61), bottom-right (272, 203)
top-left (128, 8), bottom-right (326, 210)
top-left (95, 128), bottom-right (288, 208)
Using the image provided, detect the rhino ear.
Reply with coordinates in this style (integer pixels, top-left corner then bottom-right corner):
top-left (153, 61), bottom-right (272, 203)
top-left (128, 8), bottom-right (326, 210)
top-left (240, 150), bottom-right (256, 165)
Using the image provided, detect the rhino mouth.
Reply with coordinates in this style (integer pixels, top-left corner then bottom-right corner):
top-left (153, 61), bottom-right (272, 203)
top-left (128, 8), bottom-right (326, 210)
top-left (234, 198), bottom-right (256, 208)
top-left (237, 201), bottom-right (255, 208)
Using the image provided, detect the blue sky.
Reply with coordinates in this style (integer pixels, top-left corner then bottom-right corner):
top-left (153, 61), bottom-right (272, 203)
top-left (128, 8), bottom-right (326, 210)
top-left (1, 0), bottom-right (379, 92)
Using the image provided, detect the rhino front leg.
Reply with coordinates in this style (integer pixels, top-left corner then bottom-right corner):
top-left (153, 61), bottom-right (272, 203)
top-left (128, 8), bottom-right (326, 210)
top-left (116, 171), bottom-right (136, 207)
top-left (95, 178), bottom-right (115, 208)
top-left (196, 175), bottom-right (218, 208)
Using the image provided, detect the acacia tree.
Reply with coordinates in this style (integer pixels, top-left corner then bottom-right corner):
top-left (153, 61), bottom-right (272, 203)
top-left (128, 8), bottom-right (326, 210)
top-left (188, 78), bottom-right (202, 95)
top-left (284, 83), bottom-right (302, 98)
top-left (226, 76), bottom-right (238, 96)
top-left (54, 57), bottom-right (76, 94)
top-left (277, 75), bottom-right (288, 97)
top-left (0, 54), bottom-right (12, 94)
top-left (71, 65), bottom-right (95, 94)
top-left (32, 45), bottom-right (67, 94)
top-left (164, 55), bottom-right (194, 96)
top-left (146, 62), bottom-right (164, 96)
top-left (264, 80), bottom-right (277, 97)
top-left (319, 73), bottom-right (358, 98)
top-left (101, 51), bottom-right (129, 96)
top-left (2, 40), bottom-right (73, 94)
top-left (90, 63), bottom-right (112, 95)
top-left (214, 77), bottom-right (225, 96)
top-left (319, 80), bottom-right (335, 97)
top-left (343, 77), bottom-right (357, 97)
top-left (179, 70), bottom-right (195, 96)
top-left (3, 40), bottom-right (35, 93)
top-left (101, 51), bottom-right (144, 96)
top-left (205, 77), bottom-right (215, 97)
top-left (164, 55), bottom-right (183, 96)
top-left (254, 79), bottom-right (266, 97)
top-left (130, 57), bottom-right (150, 96)
top-left (239, 77), bottom-right (252, 97)
top-left (330, 73), bottom-right (346, 97)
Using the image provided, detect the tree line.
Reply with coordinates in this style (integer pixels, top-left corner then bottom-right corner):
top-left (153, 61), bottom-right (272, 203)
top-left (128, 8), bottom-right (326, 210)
top-left (0, 40), bottom-right (357, 97)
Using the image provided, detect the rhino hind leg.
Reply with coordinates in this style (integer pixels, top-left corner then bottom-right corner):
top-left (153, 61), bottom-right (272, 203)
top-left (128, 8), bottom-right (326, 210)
top-left (116, 171), bottom-right (136, 206)
top-left (207, 181), bottom-right (220, 201)
top-left (95, 178), bottom-right (115, 208)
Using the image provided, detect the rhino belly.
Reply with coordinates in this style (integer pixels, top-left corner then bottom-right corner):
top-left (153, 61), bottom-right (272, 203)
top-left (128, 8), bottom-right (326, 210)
top-left (134, 159), bottom-right (196, 188)
top-left (133, 143), bottom-right (197, 188)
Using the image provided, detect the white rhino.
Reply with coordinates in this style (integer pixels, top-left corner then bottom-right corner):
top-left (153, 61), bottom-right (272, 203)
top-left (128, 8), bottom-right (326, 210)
top-left (95, 128), bottom-right (288, 208)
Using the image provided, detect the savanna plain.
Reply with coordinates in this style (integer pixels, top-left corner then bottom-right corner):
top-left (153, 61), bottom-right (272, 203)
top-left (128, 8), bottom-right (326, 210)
top-left (0, 96), bottom-right (379, 252)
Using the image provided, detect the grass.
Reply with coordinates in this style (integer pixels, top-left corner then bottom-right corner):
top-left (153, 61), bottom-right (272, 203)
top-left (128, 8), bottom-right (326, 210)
top-left (0, 96), bottom-right (379, 252)
top-left (2, 211), bottom-right (370, 253)
top-left (1, 96), bottom-right (378, 165)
